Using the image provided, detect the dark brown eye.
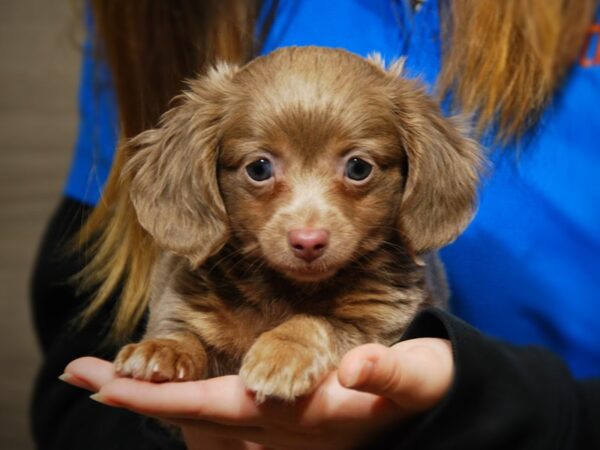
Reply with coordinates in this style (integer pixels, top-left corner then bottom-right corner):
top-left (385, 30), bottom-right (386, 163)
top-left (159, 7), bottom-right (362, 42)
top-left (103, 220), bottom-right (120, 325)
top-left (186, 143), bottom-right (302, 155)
top-left (245, 158), bottom-right (273, 182)
top-left (345, 157), bottom-right (373, 181)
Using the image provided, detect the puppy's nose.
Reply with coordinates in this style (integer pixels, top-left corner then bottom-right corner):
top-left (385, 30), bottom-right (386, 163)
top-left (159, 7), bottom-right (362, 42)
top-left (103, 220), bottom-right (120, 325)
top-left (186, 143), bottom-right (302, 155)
top-left (288, 228), bottom-right (329, 262)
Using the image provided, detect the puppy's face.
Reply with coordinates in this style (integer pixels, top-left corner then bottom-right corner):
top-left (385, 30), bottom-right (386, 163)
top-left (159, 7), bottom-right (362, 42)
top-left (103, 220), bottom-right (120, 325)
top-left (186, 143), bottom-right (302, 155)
top-left (218, 59), bottom-right (406, 282)
top-left (126, 47), bottom-right (481, 279)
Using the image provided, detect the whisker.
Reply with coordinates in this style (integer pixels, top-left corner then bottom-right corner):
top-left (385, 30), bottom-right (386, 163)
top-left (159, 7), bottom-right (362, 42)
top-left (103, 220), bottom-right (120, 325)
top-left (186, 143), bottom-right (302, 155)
top-left (247, 259), bottom-right (268, 278)
top-left (205, 246), bottom-right (248, 274)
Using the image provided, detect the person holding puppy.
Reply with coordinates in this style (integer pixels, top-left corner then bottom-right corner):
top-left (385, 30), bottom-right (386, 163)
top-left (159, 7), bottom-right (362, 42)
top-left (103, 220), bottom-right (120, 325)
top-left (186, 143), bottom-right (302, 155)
top-left (32, 1), bottom-right (600, 449)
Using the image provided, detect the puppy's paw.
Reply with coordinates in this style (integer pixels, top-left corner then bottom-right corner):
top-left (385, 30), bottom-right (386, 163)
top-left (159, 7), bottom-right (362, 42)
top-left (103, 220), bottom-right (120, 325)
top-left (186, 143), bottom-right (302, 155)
top-left (114, 338), bottom-right (206, 382)
top-left (239, 334), bottom-right (332, 403)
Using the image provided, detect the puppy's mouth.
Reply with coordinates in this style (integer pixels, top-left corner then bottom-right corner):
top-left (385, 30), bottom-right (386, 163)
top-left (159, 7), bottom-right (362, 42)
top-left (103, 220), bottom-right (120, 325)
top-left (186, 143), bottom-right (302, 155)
top-left (281, 264), bottom-right (340, 283)
top-left (257, 227), bottom-right (357, 283)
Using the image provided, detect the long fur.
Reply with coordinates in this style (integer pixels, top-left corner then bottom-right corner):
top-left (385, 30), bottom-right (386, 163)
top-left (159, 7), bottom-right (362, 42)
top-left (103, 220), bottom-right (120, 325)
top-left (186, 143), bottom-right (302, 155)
top-left (111, 47), bottom-right (481, 402)
top-left (78, 2), bottom-right (596, 342)
top-left (438, 0), bottom-right (597, 139)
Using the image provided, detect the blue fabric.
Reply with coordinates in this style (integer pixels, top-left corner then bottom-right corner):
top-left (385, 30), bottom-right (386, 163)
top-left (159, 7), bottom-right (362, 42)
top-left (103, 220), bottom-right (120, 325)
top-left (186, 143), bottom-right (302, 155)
top-left (66, 1), bottom-right (600, 377)
top-left (260, 0), bottom-right (441, 86)
top-left (64, 6), bottom-right (119, 205)
top-left (441, 56), bottom-right (600, 378)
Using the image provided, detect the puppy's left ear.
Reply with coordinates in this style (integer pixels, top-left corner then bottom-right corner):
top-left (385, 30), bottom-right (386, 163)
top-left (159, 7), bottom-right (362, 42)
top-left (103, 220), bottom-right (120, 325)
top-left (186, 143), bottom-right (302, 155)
top-left (386, 69), bottom-right (482, 253)
top-left (124, 62), bottom-right (239, 267)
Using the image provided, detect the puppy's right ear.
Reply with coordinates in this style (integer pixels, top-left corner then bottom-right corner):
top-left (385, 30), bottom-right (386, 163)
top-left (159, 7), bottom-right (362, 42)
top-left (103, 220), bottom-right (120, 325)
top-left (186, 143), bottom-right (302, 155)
top-left (379, 60), bottom-right (482, 254)
top-left (124, 62), bottom-right (239, 267)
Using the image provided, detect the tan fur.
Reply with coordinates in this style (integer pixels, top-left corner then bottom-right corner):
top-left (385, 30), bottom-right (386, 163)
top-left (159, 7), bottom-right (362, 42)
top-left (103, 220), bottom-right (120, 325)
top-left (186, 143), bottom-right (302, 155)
top-left (79, 2), bottom-right (595, 342)
top-left (112, 47), bottom-right (481, 402)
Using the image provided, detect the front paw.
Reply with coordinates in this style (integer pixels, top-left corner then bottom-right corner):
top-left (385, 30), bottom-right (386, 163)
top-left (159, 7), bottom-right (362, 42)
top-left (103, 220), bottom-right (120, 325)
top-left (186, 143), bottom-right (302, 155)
top-left (114, 338), bottom-right (206, 382)
top-left (239, 335), bottom-right (332, 403)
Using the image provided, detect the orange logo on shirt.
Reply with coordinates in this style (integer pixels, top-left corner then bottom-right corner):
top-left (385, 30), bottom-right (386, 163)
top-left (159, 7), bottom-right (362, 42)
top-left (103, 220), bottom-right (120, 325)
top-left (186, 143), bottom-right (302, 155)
top-left (580, 24), bottom-right (600, 67)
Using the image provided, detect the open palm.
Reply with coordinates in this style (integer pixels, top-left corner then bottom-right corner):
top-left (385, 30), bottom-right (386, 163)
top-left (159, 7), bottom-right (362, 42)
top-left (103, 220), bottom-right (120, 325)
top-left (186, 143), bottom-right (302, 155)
top-left (62, 338), bottom-right (453, 450)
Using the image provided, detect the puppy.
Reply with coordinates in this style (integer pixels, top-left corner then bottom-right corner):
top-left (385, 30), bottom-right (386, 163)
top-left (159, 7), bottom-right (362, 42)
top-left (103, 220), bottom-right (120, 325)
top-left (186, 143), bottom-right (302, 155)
top-left (114, 46), bottom-right (480, 402)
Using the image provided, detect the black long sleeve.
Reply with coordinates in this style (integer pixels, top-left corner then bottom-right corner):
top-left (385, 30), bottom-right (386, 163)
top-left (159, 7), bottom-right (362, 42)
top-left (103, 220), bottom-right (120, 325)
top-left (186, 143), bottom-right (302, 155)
top-left (30, 197), bottom-right (183, 450)
top-left (367, 308), bottom-right (600, 450)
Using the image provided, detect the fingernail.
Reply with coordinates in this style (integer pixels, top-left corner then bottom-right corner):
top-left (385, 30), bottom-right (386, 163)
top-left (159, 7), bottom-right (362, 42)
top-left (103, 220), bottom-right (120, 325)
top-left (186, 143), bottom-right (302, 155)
top-left (58, 373), bottom-right (73, 383)
top-left (89, 393), bottom-right (117, 407)
top-left (344, 360), bottom-right (374, 388)
top-left (58, 373), bottom-right (94, 391)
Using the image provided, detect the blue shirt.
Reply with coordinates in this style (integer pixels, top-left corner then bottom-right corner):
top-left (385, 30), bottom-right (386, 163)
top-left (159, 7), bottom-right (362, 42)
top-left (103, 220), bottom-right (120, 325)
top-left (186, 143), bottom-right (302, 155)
top-left (64, 7), bottom-right (118, 205)
top-left (66, 0), bottom-right (600, 377)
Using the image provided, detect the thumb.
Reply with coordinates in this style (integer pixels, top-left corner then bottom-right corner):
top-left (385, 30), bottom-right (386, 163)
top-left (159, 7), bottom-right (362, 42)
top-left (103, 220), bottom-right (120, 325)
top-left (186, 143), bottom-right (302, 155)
top-left (338, 339), bottom-right (453, 414)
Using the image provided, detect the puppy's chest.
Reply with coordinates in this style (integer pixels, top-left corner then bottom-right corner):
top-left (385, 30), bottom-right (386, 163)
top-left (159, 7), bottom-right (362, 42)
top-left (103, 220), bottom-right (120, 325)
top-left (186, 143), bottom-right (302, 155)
top-left (176, 274), bottom-right (298, 360)
top-left (175, 263), bottom-right (426, 363)
top-left (201, 300), bottom-right (289, 355)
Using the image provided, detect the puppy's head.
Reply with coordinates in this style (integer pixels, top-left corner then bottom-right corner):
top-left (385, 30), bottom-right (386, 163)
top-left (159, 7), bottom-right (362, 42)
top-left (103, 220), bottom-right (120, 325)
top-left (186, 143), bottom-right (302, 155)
top-left (126, 47), bottom-right (481, 282)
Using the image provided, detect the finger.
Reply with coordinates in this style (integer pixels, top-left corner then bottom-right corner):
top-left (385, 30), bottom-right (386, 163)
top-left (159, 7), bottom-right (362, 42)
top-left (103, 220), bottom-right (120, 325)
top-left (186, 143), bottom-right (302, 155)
top-left (61, 357), bottom-right (118, 392)
top-left (294, 371), bottom-right (398, 428)
top-left (95, 375), bottom-right (265, 425)
top-left (338, 339), bottom-right (453, 414)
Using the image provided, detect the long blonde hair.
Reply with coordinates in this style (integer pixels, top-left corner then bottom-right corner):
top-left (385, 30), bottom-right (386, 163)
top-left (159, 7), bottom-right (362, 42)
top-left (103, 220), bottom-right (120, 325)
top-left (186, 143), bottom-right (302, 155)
top-left (438, 0), bottom-right (596, 138)
top-left (78, 0), bottom-right (597, 342)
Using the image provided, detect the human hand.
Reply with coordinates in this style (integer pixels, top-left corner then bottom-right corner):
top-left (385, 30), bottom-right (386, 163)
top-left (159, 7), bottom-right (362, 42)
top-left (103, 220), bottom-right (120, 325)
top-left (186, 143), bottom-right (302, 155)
top-left (61, 338), bottom-right (453, 450)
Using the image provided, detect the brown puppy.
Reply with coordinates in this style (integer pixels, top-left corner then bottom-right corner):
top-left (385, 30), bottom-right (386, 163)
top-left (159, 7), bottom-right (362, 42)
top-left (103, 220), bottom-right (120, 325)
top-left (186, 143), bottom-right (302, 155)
top-left (114, 46), bottom-right (481, 402)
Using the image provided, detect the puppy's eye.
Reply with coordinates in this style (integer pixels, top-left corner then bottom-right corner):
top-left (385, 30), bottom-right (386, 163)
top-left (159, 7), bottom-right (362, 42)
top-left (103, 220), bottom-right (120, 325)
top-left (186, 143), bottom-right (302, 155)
top-left (345, 157), bottom-right (373, 181)
top-left (245, 158), bottom-right (273, 182)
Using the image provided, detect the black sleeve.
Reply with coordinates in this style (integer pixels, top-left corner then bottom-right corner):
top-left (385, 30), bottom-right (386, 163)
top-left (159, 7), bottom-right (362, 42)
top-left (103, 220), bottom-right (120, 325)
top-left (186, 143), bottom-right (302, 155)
top-left (30, 197), bottom-right (184, 450)
top-left (366, 308), bottom-right (600, 450)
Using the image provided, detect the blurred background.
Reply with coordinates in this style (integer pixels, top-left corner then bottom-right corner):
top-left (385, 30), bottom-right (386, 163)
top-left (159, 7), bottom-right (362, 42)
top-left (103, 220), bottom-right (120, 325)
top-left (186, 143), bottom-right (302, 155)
top-left (0, 0), bottom-right (80, 448)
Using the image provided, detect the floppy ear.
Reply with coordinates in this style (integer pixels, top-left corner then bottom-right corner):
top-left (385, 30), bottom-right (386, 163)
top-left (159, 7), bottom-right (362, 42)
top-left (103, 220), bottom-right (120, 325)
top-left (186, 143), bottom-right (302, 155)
top-left (385, 66), bottom-right (483, 253)
top-left (123, 62), bottom-right (239, 267)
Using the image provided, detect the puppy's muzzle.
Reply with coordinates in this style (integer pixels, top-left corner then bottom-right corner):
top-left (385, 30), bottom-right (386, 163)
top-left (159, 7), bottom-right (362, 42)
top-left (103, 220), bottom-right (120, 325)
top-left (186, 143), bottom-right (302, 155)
top-left (287, 228), bottom-right (329, 262)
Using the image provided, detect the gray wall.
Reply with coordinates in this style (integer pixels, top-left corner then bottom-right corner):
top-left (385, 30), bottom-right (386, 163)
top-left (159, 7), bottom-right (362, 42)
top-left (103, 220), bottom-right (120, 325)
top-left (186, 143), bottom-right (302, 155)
top-left (0, 1), bottom-right (80, 448)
